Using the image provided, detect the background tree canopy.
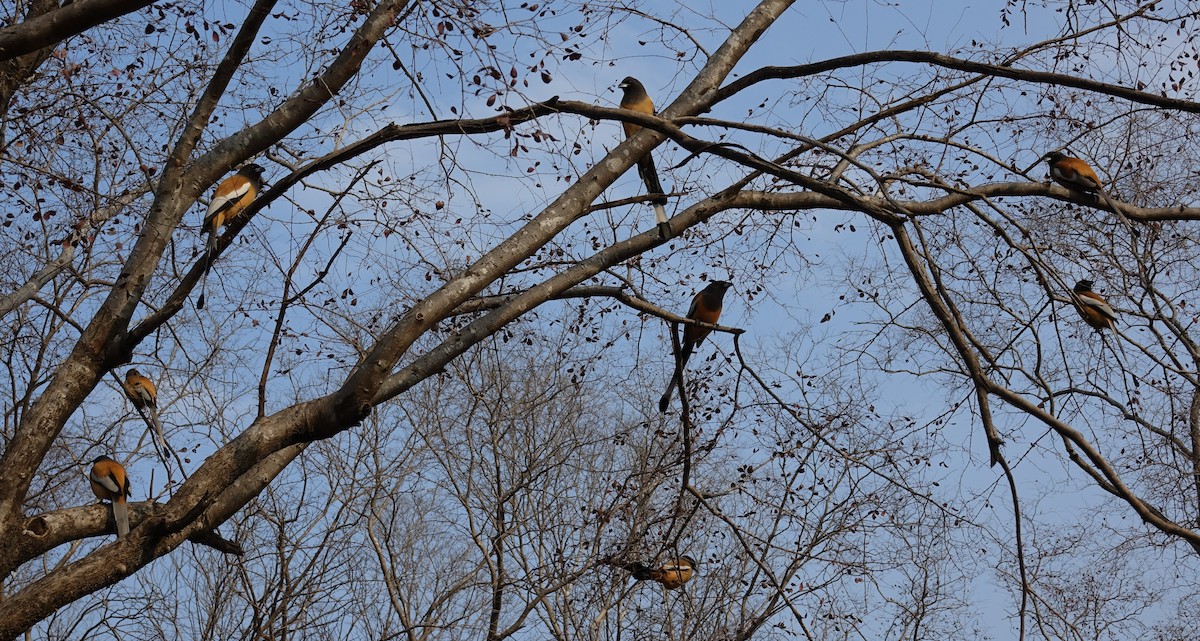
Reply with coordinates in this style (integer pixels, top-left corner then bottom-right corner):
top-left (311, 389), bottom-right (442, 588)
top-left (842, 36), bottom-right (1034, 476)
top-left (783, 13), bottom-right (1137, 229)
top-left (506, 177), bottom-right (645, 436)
top-left (2, 0), bottom-right (1200, 638)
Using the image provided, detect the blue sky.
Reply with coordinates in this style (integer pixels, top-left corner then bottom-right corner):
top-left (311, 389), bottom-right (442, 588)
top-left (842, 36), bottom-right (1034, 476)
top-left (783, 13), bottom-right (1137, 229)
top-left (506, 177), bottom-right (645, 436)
top-left (30, 0), bottom-right (1200, 637)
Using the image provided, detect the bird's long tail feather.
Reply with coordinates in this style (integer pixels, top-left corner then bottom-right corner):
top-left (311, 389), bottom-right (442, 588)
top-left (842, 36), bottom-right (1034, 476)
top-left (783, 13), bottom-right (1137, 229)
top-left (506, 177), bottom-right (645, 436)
top-left (1096, 188), bottom-right (1122, 218)
top-left (144, 407), bottom-right (168, 457)
top-left (628, 562), bottom-right (656, 581)
top-left (659, 345), bottom-right (693, 413)
top-left (112, 499), bottom-right (130, 537)
top-left (197, 231), bottom-right (217, 309)
top-left (1097, 187), bottom-right (1141, 239)
top-left (637, 155), bottom-right (666, 205)
top-left (653, 204), bottom-right (671, 240)
top-left (638, 155), bottom-right (672, 239)
top-left (659, 364), bottom-right (681, 413)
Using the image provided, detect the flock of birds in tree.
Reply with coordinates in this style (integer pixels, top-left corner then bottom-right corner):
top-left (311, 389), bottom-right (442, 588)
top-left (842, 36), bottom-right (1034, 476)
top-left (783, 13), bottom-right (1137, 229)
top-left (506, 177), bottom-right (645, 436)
top-left (84, 77), bottom-right (1125, 593)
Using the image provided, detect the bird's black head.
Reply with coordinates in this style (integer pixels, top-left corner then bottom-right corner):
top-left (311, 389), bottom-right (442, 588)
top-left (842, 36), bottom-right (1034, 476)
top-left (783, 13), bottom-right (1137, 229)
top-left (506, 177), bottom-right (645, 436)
top-left (240, 163), bottom-right (267, 183)
top-left (709, 280), bottom-right (734, 293)
top-left (91, 455), bottom-right (113, 464)
top-left (618, 76), bottom-right (643, 92)
top-left (1074, 279), bottom-right (1095, 292)
top-left (126, 368), bottom-right (141, 378)
top-left (679, 555), bottom-right (697, 568)
top-left (1044, 150), bottom-right (1068, 164)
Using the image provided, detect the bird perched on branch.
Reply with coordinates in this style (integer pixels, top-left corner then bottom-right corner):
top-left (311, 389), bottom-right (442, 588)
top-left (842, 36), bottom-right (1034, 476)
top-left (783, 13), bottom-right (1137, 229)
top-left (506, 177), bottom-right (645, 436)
top-left (660, 280), bottom-right (734, 412)
top-left (88, 455), bottom-right (131, 537)
top-left (1044, 151), bottom-right (1122, 215)
top-left (123, 368), bottom-right (165, 453)
top-left (202, 163), bottom-right (266, 255)
top-left (618, 77), bottom-right (672, 240)
top-left (1072, 279), bottom-right (1119, 332)
top-left (605, 555), bottom-right (697, 590)
top-left (198, 163), bottom-right (266, 308)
